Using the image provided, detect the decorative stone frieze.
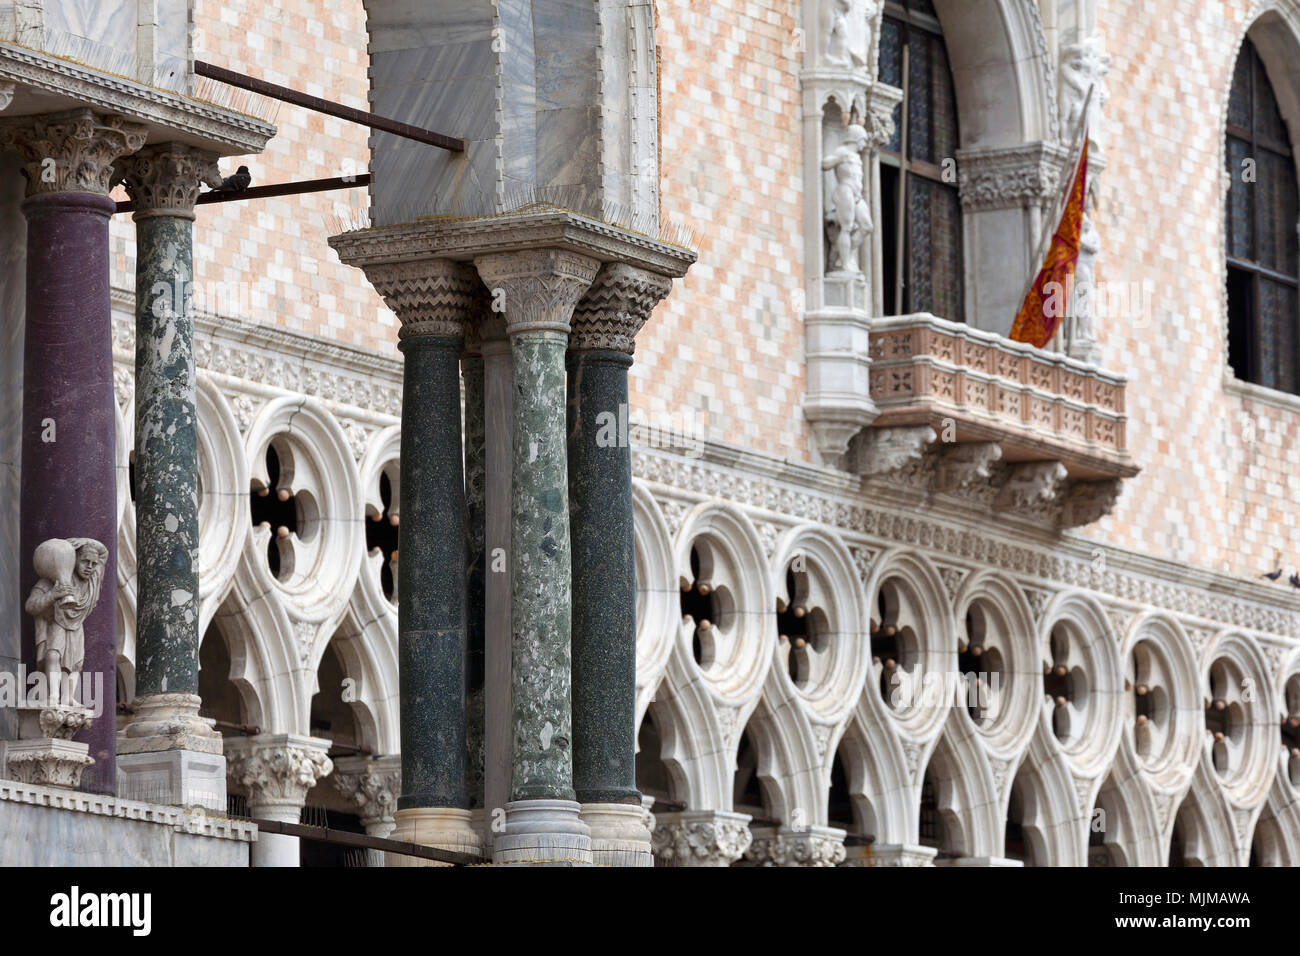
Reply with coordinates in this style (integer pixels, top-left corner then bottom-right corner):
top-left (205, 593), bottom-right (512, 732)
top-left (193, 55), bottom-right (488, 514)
top-left (651, 810), bottom-right (753, 867)
top-left (743, 825), bottom-right (847, 867)
top-left (115, 143), bottom-right (221, 219)
top-left (570, 262), bottom-right (673, 353)
top-left (2, 108), bottom-right (147, 196)
top-left (956, 142), bottom-right (1069, 212)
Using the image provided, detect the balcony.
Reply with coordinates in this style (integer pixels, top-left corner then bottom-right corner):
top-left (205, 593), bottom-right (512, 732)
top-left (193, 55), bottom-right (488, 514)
top-left (852, 314), bottom-right (1138, 528)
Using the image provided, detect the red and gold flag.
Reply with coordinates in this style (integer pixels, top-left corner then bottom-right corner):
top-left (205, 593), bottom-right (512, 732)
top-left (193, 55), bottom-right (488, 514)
top-left (1009, 138), bottom-right (1089, 348)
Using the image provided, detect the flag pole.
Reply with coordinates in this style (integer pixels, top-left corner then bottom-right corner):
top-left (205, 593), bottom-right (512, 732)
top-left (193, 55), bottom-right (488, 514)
top-left (1019, 84), bottom-right (1095, 316)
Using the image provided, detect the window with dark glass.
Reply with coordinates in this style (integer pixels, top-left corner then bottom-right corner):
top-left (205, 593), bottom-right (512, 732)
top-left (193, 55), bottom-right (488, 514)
top-left (878, 0), bottom-right (963, 321)
top-left (1226, 37), bottom-right (1300, 394)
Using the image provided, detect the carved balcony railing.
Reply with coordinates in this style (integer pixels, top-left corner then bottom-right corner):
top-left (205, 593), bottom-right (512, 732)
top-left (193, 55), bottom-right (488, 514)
top-left (852, 314), bottom-right (1139, 528)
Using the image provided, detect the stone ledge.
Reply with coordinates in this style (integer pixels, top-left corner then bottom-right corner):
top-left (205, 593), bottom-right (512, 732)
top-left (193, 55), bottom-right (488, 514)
top-left (0, 778), bottom-right (257, 842)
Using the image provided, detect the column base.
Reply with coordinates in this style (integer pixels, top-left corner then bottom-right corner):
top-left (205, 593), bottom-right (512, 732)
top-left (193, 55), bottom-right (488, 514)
top-left (116, 748), bottom-right (227, 810)
top-left (491, 799), bottom-right (593, 866)
top-left (866, 843), bottom-right (939, 866)
top-left (386, 807), bottom-right (483, 867)
top-left (580, 801), bottom-right (653, 867)
top-left (116, 693), bottom-right (222, 755)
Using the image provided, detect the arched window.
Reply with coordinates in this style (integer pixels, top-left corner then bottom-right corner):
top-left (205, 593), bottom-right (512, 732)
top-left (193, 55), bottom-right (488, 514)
top-left (878, 0), bottom-right (963, 321)
top-left (1226, 36), bottom-right (1299, 393)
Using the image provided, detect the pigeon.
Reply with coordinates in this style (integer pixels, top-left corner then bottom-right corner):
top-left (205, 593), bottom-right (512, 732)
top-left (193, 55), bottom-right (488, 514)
top-left (1289, 571), bottom-right (1300, 589)
top-left (211, 165), bottom-right (251, 193)
top-left (1262, 568), bottom-right (1284, 581)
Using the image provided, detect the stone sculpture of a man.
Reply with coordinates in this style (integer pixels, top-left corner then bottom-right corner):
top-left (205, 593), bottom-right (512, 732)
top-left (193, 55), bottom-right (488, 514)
top-left (24, 538), bottom-right (108, 706)
top-left (822, 123), bottom-right (872, 273)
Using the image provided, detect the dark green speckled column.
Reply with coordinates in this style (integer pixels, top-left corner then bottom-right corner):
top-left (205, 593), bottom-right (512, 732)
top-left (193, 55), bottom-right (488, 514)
top-left (567, 264), bottom-right (672, 828)
top-left (361, 259), bottom-right (484, 861)
top-left (462, 334), bottom-right (487, 812)
top-left (396, 333), bottom-right (468, 810)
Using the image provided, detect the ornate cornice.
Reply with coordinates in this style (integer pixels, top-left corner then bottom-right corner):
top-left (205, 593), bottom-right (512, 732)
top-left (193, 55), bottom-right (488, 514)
top-left (2, 108), bottom-right (146, 196)
top-left (571, 262), bottom-right (673, 353)
top-left (955, 141), bottom-right (1069, 212)
top-left (474, 248), bottom-right (601, 337)
top-left (0, 41), bottom-right (275, 154)
top-left (117, 143), bottom-right (222, 220)
top-left (224, 734), bottom-right (333, 810)
top-left (361, 259), bottom-right (487, 340)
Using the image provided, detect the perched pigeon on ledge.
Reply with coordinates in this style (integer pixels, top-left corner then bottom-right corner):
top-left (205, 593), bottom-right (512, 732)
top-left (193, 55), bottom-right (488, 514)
top-left (210, 165), bottom-right (252, 193)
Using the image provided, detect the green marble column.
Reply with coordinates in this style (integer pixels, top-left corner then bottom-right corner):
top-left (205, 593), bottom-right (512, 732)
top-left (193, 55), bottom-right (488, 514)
top-left (462, 332), bottom-right (487, 811)
top-left (117, 146), bottom-right (224, 804)
top-left (474, 250), bottom-right (599, 808)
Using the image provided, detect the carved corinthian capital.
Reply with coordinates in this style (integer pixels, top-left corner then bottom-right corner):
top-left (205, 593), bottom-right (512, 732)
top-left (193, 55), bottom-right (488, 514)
top-left (863, 82), bottom-right (904, 149)
top-left (651, 810), bottom-right (753, 867)
top-left (362, 258), bottom-right (487, 340)
top-left (330, 755), bottom-right (400, 828)
top-left (117, 143), bottom-right (222, 220)
top-left (224, 734), bottom-right (334, 811)
top-left (473, 248), bottom-right (600, 337)
top-left (2, 109), bottom-right (147, 197)
top-left (744, 825), bottom-right (847, 867)
top-left (571, 262), bottom-right (673, 353)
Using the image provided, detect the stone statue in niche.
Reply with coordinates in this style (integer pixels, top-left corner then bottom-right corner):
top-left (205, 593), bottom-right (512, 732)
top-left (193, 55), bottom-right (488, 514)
top-left (822, 124), bottom-right (871, 274)
top-left (1069, 212), bottom-right (1102, 363)
top-left (824, 0), bottom-right (878, 69)
top-left (24, 538), bottom-right (108, 706)
top-left (1060, 38), bottom-right (1112, 157)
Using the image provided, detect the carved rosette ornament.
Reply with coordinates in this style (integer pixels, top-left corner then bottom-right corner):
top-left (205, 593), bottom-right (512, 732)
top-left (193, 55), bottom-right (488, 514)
top-left (744, 826), bottom-right (848, 867)
top-left (570, 262), bottom-right (673, 353)
top-left (2, 108), bottom-right (147, 197)
top-left (363, 259), bottom-right (488, 340)
top-left (116, 144), bottom-right (222, 220)
top-left (224, 735), bottom-right (334, 811)
top-left (651, 811), bottom-right (754, 867)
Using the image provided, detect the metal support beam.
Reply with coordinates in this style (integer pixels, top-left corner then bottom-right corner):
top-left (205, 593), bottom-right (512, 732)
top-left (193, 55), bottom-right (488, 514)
top-left (114, 175), bottom-right (371, 213)
top-left (195, 61), bottom-right (466, 153)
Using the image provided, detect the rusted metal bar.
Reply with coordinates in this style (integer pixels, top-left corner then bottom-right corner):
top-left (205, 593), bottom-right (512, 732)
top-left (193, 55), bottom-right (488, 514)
top-left (248, 817), bottom-right (485, 866)
top-left (195, 60), bottom-right (466, 153)
top-left (114, 174), bottom-right (370, 213)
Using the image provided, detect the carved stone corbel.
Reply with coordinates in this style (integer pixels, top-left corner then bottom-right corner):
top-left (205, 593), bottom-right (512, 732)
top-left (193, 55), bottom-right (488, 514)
top-left (994, 461), bottom-right (1069, 515)
top-left (853, 425), bottom-right (936, 478)
top-left (1059, 478), bottom-right (1123, 529)
top-left (935, 441), bottom-right (1003, 494)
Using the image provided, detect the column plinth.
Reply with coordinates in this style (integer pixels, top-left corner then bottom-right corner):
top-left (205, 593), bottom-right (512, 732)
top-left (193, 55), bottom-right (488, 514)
top-left (475, 248), bottom-right (599, 865)
top-left (7, 109), bottom-right (147, 795)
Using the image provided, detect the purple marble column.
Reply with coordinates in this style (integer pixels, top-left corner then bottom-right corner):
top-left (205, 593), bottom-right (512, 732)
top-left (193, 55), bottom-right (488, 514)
top-left (7, 110), bottom-right (146, 794)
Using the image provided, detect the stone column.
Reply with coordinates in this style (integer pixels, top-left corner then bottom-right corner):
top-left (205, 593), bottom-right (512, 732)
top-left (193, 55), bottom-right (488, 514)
top-left (462, 326), bottom-right (487, 824)
top-left (360, 259), bottom-right (483, 862)
top-left (651, 810), bottom-right (754, 867)
top-left (567, 263), bottom-right (671, 866)
top-left (225, 733), bottom-right (333, 868)
top-left (114, 144), bottom-right (227, 809)
top-left (5, 110), bottom-right (147, 794)
top-left (473, 249), bottom-right (599, 865)
top-left (330, 754), bottom-right (400, 867)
